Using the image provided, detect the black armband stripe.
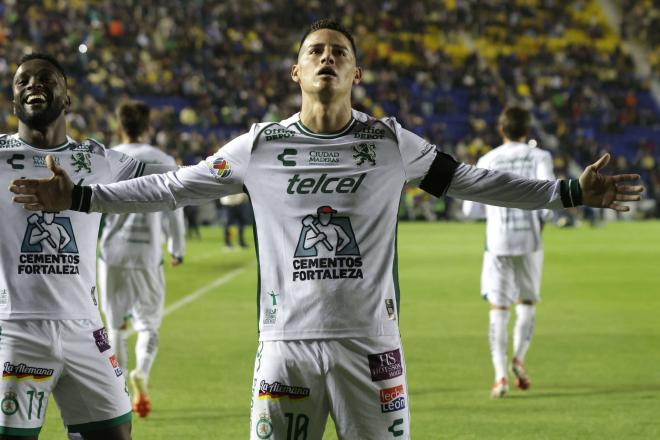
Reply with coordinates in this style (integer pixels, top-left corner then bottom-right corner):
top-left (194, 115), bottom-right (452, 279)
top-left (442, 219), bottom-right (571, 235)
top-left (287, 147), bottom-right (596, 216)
top-left (559, 179), bottom-right (583, 207)
top-left (134, 162), bottom-right (146, 178)
top-left (71, 185), bottom-right (92, 213)
top-left (419, 152), bottom-right (460, 197)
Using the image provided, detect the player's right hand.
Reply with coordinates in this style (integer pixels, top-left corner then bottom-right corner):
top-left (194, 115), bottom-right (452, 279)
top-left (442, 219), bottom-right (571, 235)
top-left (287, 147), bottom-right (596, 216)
top-left (9, 155), bottom-right (74, 212)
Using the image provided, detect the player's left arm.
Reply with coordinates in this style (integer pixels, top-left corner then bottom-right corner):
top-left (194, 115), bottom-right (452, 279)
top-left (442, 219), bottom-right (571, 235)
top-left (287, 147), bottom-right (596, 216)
top-left (393, 123), bottom-right (643, 211)
top-left (461, 157), bottom-right (487, 220)
top-left (441, 153), bottom-right (642, 211)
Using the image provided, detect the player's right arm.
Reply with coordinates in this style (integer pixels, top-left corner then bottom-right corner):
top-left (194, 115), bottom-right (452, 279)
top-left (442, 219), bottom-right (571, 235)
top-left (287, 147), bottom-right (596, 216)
top-left (10, 131), bottom-right (253, 214)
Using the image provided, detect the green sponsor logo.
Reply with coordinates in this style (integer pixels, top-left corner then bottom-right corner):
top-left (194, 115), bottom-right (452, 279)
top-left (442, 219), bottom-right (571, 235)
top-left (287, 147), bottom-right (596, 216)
top-left (388, 418), bottom-right (404, 437)
top-left (256, 413), bottom-right (273, 439)
top-left (1, 392), bottom-right (18, 416)
top-left (7, 154), bottom-right (24, 170)
top-left (287, 173), bottom-right (365, 194)
top-left (353, 143), bottom-right (376, 166)
top-left (277, 149), bottom-right (297, 167)
top-left (71, 152), bottom-right (92, 173)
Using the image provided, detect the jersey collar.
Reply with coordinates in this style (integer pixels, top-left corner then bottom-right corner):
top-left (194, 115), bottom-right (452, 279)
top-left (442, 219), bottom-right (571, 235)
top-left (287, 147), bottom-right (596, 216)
top-left (294, 117), bottom-right (356, 139)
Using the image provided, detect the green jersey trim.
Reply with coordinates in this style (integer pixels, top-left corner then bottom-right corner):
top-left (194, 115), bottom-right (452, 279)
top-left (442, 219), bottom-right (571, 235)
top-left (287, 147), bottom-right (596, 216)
top-left (294, 118), bottom-right (356, 139)
top-left (15, 135), bottom-right (73, 152)
top-left (252, 122), bottom-right (280, 152)
top-left (0, 426), bottom-right (42, 436)
top-left (393, 217), bottom-right (401, 320)
top-left (67, 411), bottom-right (132, 433)
top-left (245, 187), bottom-right (262, 332)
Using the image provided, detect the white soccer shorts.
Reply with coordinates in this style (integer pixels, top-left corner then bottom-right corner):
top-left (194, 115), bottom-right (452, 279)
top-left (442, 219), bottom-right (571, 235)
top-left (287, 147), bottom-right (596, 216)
top-left (250, 336), bottom-right (410, 440)
top-left (0, 319), bottom-right (131, 436)
top-left (481, 250), bottom-right (544, 307)
top-left (98, 260), bottom-right (165, 332)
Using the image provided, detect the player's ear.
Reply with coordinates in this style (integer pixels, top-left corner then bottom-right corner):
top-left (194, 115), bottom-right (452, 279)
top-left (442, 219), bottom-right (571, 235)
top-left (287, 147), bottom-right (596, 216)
top-left (291, 64), bottom-right (300, 84)
top-left (497, 123), bottom-right (505, 140)
top-left (65, 95), bottom-right (71, 111)
top-left (353, 66), bottom-right (363, 85)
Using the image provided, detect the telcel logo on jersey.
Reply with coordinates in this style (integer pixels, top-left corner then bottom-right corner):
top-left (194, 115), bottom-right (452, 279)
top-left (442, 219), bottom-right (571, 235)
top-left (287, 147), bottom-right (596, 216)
top-left (380, 384), bottom-right (406, 413)
top-left (287, 173), bottom-right (365, 194)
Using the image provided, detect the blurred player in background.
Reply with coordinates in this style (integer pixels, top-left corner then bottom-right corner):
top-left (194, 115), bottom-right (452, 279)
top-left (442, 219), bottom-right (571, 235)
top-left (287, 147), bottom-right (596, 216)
top-left (220, 192), bottom-right (250, 249)
top-left (98, 101), bottom-right (185, 418)
top-left (10, 22), bottom-right (643, 440)
top-left (463, 106), bottom-right (554, 398)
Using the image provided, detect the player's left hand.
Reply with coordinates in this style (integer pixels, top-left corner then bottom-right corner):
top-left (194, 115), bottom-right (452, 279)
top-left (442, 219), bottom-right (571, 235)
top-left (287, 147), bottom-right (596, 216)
top-left (579, 154), bottom-right (644, 212)
top-left (9, 155), bottom-right (73, 212)
top-left (171, 255), bottom-right (183, 267)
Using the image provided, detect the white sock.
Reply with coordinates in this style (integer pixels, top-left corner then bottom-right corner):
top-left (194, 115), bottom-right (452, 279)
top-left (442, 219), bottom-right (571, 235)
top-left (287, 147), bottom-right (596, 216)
top-left (489, 309), bottom-right (510, 382)
top-left (135, 329), bottom-right (159, 380)
top-left (108, 328), bottom-right (130, 372)
top-left (513, 304), bottom-right (536, 362)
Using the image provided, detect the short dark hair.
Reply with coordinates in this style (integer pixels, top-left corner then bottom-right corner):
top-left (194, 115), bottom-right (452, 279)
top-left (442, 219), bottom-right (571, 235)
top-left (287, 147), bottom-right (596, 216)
top-left (18, 53), bottom-right (68, 85)
top-left (299, 19), bottom-right (357, 59)
top-left (498, 106), bottom-right (531, 140)
top-left (117, 101), bottom-right (150, 139)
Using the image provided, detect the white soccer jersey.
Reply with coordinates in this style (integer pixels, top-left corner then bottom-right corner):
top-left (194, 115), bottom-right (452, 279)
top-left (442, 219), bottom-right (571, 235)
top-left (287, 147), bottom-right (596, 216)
top-left (463, 142), bottom-right (555, 255)
top-left (98, 143), bottom-right (185, 269)
top-left (0, 134), bottom-right (143, 320)
top-left (83, 110), bottom-right (578, 341)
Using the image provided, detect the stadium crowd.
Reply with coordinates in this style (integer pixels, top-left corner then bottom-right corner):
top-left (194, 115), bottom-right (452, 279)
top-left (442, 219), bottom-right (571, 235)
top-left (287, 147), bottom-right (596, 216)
top-left (1, 0), bottom-right (658, 216)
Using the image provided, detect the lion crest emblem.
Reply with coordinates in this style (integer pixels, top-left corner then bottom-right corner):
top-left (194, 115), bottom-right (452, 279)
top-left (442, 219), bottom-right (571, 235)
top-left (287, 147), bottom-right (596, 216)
top-left (352, 143), bottom-right (376, 166)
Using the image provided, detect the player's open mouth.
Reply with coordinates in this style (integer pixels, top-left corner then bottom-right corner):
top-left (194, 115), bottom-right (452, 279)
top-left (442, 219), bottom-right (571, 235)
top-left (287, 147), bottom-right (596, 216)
top-left (24, 93), bottom-right (48, 106)
top-left (317, 67), bottom-right (337, 76)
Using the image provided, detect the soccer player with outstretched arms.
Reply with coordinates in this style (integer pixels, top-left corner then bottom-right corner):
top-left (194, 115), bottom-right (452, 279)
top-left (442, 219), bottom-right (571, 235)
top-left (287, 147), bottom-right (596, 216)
top-left (10, 21), bottom-right (643, 440)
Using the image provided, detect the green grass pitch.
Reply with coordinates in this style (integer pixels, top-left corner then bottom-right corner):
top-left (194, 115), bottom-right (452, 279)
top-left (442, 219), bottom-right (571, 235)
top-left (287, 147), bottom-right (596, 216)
top-left (40, 221), bottom-right (660, 439)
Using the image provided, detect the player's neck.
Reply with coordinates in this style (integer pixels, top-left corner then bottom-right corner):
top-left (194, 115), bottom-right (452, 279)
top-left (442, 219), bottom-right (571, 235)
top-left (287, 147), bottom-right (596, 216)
top-left (18, 120), bottom-right (67, 149)
top-left (299, 99), bottom-right (352, 134)
top-left (122, 134), bottom-right (145, 144)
